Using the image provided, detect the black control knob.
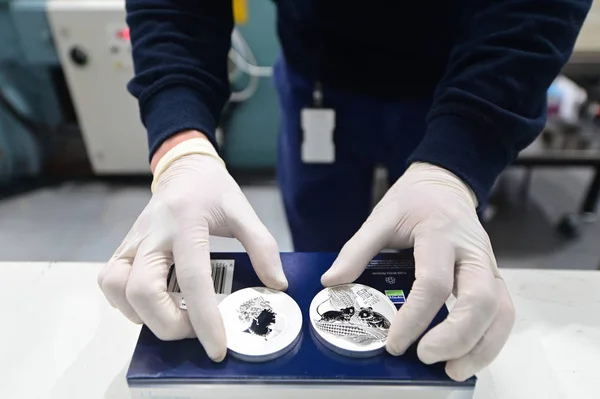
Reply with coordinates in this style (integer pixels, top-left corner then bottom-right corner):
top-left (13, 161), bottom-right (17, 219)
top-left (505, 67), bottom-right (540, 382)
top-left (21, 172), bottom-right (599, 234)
top-left (70, 46), bottom-right (88, 66)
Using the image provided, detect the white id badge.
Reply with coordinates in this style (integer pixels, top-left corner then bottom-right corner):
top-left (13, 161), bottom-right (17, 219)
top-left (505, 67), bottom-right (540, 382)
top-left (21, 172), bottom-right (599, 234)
top-left (300, 108), bottom-right (336, 163)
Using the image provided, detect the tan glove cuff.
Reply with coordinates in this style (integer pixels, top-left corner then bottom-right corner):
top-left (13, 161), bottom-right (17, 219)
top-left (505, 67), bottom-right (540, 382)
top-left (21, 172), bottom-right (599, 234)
top-left (407, 162), bottom-right (479, 209)
top-left (151, 138), bottom-right (225, 193)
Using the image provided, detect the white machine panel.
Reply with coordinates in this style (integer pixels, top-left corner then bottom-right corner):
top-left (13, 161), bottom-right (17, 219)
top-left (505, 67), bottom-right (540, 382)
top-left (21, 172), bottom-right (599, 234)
top-left (47, 1), bottom-right (149, 174)
top-left (575, 2), bottom-right (600, 54)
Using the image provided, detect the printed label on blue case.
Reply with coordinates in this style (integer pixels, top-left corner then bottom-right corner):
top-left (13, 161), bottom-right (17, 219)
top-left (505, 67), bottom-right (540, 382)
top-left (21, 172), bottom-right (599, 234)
top-left (385, 289), bottom-right (406, 305)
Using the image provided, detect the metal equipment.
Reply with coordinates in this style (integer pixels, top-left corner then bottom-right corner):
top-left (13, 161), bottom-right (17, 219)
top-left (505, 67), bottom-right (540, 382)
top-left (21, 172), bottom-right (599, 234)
top-left (1, 0), bottom-right (278, 178)
top-left (47, 1), bottom-right (148, 174)
top-left (46, 0), bottom-right (275, 174)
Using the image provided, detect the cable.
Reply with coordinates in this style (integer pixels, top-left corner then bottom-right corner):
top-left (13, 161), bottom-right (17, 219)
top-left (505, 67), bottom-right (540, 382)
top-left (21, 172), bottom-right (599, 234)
top-left (229, 48), bottom-right (259, 102)
top-left (230, 28), bottom-right (273, 77)
top-left (230, 49), bottom-right (273, 77)
top-left (228, 28), bottom-right (258, 102)
top-left (228, 28), bottom-right (274, 102)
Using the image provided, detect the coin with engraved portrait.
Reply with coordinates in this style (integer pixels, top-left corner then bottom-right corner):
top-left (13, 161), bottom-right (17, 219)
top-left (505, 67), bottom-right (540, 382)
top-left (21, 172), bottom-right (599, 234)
top-left (218, 287), bottom-right (302, 362)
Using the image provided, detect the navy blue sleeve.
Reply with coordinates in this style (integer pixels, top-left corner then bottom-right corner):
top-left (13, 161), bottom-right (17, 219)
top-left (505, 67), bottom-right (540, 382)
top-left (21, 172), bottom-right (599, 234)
top-left (125, 0), bottom-right (233, 158)
top-left (408, 0), bottom-right (592, 207)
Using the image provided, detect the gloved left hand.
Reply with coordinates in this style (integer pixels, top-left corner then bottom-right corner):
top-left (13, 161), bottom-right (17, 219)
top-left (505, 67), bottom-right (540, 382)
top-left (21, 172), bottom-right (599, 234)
top-left (321, 162), bottom-right (515, 381)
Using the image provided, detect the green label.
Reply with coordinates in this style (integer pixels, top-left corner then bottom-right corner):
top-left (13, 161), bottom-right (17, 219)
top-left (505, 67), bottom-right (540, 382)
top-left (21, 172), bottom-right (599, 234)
top-left (385, 289), bottom-right (406, 304)
top-left (385, 290), bottom-right (404, 296)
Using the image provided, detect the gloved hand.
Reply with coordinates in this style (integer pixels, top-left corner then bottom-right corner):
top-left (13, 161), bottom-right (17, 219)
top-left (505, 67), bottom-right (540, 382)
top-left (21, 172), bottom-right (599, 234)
top-left (97, 136), bottom-right (288, 362)
top-left (321, 162), bottom-right (515, 381)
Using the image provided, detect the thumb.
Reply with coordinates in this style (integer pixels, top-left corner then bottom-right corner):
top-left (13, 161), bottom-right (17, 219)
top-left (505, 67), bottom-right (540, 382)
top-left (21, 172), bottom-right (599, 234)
top-left (321, 208), bottom-right (394, 286)
top-left (223, 192), bottom-right (288, 291)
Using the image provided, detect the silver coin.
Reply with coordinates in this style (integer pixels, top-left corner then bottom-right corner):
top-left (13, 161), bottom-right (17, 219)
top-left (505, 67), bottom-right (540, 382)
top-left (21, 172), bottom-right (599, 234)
top-left (309, 283), bottom-right (397, 358)
top-left (218, 287), bottom-right (303, 362)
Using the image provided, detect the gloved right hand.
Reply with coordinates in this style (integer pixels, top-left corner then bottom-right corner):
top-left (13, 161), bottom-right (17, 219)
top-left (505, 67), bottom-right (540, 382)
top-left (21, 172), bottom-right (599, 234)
top-left (97, 135), bottom-right (288, 361)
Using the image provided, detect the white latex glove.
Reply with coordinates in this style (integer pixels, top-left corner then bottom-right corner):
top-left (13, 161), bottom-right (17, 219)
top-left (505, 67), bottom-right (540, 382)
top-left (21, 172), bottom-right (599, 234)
top-left (321, 162), bottom-right (515, 381)
top-left (98, 138), bottom-right (288, 361)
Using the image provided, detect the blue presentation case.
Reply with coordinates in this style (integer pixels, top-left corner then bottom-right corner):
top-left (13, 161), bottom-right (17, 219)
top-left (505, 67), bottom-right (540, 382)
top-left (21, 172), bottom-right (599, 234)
top-left (126, 252), bottom-right (476, 399)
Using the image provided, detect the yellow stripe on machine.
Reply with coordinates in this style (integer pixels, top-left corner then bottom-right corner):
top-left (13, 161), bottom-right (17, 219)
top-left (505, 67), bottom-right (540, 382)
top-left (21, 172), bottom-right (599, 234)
top-left (233, 0), bottom-right (248, 24)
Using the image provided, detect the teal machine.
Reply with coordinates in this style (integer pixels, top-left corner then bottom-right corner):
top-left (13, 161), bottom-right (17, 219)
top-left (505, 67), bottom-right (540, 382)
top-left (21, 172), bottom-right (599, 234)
top-left (0, 0), bottom-right (59, 185)
top-left (0, 0), bottom-right (281, 186)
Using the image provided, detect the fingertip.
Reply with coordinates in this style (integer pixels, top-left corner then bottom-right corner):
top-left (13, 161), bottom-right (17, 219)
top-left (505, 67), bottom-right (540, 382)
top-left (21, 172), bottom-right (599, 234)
top-left (206, 343), bottom-right (228, 363)
top-left (321, 249), bottom-right (373, 287)
top-left (320, 266), bottom-right (349, 287)
top-left (269, 260), bottom-right (289, 291)
top-left (266, 276), bottom-right (289, 292)
top-left (104, 295), bottom-right (117, 309)
top-left (196, 311), bottom-right (227, 362)
top-left (385, 342), bottom-right (405, 357)
top-left (320, 273), bottom-right (340, 287)
top-left (416, 340), bottom-right (439, 365)
top-left (445, 361), bottom-right (473, 382)
top-left (277, 277), bottom-right (289, 292)
top-left (213, 355), bottom-right (226, 363)
top-left (212, 351), bottom-right (227, 363)
top-left (244, 237), bottom-right (290, 291)
top-left (320, 272), bottom-right (333, 287)
top-left (125, 313), bottom-right (144, 325)
top-left (258, 263), bottom-right (289, 291)
top-left (416, 328), bottom-right (451, 365)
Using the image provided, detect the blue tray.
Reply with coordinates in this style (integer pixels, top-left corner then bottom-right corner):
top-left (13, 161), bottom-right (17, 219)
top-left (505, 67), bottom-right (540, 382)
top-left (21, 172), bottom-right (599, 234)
top-left (127, 251), bottom-right (475, 388)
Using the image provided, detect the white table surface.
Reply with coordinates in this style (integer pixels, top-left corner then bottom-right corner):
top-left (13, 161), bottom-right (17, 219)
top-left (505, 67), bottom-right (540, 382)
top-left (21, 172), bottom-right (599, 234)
top-left (0, 262), bottom-right (598, 399)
